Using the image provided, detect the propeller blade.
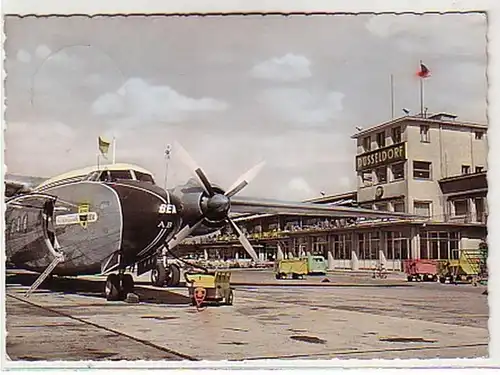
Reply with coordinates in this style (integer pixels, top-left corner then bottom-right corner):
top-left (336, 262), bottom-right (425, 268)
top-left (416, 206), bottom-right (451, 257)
top-left (225, 161), bottom-right (266, 198)
top-left (174, 141), bottom-right (215, 196)
top-left (195, 168), bottom-right (215, 197)
top-left (166, 218), bottom-right (204, 250)
top-left (228, 218), bottom-right (260, 263)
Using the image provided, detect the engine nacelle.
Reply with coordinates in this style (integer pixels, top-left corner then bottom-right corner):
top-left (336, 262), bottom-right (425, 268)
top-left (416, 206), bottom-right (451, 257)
top-left (190, 221), bottom-right (227, 237)
top-left (169, 179), bottom-right (228, 236)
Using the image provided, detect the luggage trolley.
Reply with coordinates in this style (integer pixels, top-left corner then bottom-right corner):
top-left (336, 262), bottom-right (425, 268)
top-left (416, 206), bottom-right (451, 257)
top-left (184, 271), bottom-right (234, 307)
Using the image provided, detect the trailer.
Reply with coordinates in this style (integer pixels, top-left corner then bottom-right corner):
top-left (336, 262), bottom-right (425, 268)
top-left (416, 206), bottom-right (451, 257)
top-left (437, 249), bottom-right (482, 284)
top-left (275, 258), bottom-right (308, 279)
top-left (403, 259), bottom-right (438, 282)
top-left (184, 271), bottom-right (234, 306)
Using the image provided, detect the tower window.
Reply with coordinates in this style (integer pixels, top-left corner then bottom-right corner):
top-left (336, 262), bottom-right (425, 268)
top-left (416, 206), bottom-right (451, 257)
top-left (420, 125), bottom-right (430, 143)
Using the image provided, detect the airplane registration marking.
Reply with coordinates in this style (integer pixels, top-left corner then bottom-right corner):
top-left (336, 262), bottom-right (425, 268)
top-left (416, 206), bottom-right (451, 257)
top-left (158, 221), bottom-right (173, 229)
top-left (158, 203), bottom-right (177, 214)
top-left (55, 212), bottom-right (98, 226)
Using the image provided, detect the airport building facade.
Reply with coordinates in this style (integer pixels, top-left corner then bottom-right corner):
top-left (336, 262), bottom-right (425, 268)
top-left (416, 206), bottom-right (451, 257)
top-left (181, 113), bottom-right (488, 271)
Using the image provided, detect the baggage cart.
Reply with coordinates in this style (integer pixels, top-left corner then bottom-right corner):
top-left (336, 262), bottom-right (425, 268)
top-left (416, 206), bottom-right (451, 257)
top-left (275, 258), bottom-right (308, 279)
top-left (184, 271), bottom-right (233, 306)
top-left (403, 259), bottom-right (438, 282)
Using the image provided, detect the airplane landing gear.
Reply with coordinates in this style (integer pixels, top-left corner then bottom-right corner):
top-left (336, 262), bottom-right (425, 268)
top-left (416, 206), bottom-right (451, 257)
top-left (105, 272), bottom-right (135, 301)
top-left (150, 258), bottom-right (181, 287)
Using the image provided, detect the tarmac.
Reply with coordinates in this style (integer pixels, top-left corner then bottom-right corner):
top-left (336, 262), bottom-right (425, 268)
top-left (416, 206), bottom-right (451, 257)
top-left (4, 269), bottom-right (489, 362)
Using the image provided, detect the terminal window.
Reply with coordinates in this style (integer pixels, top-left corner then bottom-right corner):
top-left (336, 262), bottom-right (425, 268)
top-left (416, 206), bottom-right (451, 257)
top-left (376, 131), bottom-right (386, 148)
top-left (391, 126), bottom-right (402, 143)
top-left (375, 202), bottom-right (388, 211)
top-left (413, 161), bottom-right (432, 179)
top-left (420, 231), bottom-right (460, 260)
top-left (363, 136), bottom-right (371, 151)
top-left (475, 166), bottom-right (484, 173)
top-left (420, 125), bottom-right (430, 143)
top-left (461, 165), bottom-right (470, 174)
top-left (414, 201), bottom-right (431, 218)
top-left (475, 131), bottom-right (484, 140)
top-left (375, 166), bottom-right (387, 183)
top-left (391, 162), bottom-right (405, 180)
top-left (392, 201), bottom-right (405, 212)
top-left (453, 199), bottom-right (468, 216)
top-left (361, 171), bottom-right (373, 186)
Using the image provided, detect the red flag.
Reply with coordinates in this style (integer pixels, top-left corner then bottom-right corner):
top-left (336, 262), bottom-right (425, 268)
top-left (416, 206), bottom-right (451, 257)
top-left (417, 62), bottom-right (431, 78)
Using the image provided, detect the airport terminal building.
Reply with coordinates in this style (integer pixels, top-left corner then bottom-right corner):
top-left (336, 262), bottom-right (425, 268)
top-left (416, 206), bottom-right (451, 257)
top-left (181, 113), bottom-right (488, 271)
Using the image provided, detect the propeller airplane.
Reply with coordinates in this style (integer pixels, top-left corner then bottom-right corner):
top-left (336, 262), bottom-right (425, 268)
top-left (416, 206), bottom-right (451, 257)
top-left (4, 142), bottom-right (423, 301)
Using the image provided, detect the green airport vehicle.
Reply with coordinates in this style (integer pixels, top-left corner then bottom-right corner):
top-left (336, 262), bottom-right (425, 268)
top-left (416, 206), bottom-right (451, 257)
top-left (303, 254), bottom-right (328, 275)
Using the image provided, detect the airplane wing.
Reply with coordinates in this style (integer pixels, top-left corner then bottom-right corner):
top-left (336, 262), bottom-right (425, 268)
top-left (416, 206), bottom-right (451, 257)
top-left (229, 196), bottom-right (423, 220)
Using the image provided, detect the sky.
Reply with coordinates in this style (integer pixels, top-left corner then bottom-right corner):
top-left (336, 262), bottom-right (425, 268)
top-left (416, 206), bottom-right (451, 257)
top-left (3, 13), bottom-right (488, 201)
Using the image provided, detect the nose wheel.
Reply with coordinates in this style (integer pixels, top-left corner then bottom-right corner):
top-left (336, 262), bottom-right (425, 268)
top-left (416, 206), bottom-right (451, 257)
top-left (150, 259), bottom-right (181, 287)
top-left (105, 273), bottom-right (135, 301)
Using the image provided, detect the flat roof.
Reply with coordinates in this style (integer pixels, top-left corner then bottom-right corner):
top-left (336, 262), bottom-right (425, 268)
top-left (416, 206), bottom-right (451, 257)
top-left (351, 115), bottom-right (487, 139)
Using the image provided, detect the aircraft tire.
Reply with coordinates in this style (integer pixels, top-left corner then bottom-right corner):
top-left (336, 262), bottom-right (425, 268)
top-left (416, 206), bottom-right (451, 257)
top-left (151, 263), bottom-right (167, 287)
top-left (121, 274), bottom-right (134, 296)
top-left (105, 274), bottom-right (121, 301)
top-left (167, 263), bottom-right (181, 287)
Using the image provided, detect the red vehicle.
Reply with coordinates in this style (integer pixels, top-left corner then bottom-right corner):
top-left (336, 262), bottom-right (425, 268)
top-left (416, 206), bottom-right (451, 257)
top-left (404, 259), bottom-right (438, 282)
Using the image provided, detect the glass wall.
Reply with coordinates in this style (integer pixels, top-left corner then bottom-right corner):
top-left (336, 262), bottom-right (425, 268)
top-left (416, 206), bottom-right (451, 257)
top-left (386, 231), bottom-right (410, 260)
top-left (332, 233), bottom-right (352, 260)
top-left (420, 231), bottom-right (460, 259)
top-left (358, 232), bottom-right (380, 260)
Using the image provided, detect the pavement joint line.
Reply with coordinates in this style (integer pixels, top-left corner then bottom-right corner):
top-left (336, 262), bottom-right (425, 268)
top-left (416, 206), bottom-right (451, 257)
top-left (236, 342), bottom-right (490, 361)
top-left (6, 293), bottom-right (200, 362)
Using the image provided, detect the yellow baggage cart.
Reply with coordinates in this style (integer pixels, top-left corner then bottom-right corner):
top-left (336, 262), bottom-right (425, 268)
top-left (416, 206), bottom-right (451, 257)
top-left (184, 271), bottom-right (234, 306)
top-left (275, 258), bottom-right (308, 279)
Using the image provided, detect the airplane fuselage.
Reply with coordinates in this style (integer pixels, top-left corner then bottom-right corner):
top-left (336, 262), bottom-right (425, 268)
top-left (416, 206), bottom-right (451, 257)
top-left (6, 179), bottom-right (182, 276)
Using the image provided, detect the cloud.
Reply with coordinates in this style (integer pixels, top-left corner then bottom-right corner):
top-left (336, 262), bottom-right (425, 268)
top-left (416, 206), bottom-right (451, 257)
top-left (251, 53), bottom-right (312, 82)
top-left (91, 78), bottom-right (229, 123)
top-left (16, 49), bottom-right (31, 63)
top-left (287, 177), bottom-right (314, 197)
top-left (258, 88), bottom-right (344, 124)
top-left (35, 44), bottom-right (52, 60)
top-left (4, 121), bottom-right (79, 176)
top-left (339, 176), bottom-right (353, 189)
top-left (365, 14), bottom-right (486, 57)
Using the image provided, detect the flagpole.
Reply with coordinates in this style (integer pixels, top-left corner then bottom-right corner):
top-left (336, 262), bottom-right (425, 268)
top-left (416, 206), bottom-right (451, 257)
top-left (164, 144), bottom-right (171, 190)
top-left (112, 137), bottom-right (116, 164)
top-left (419, 60), bottom-right (424, 117)
top-left (390, 73), bottom-right (395, 119)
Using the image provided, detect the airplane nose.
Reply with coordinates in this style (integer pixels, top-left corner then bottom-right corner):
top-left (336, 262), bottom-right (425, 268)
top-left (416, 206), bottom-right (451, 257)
top-left (108, 181), bottom-right (180, 263)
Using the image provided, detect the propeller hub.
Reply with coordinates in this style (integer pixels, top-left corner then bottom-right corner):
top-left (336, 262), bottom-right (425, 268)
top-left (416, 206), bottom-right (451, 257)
top-left (204, 193), bottom-right (231, 221)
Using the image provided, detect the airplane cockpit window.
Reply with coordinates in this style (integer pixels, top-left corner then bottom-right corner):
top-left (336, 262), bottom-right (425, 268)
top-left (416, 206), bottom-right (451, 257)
top-left (86, 169), bottom-right (153, 183)
top-left (109, 170), bottom-right (133, 181)
top-left (134, 171), bottom-right (155, 184)
top-left (99, 171), bottom-right (111, 182)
